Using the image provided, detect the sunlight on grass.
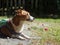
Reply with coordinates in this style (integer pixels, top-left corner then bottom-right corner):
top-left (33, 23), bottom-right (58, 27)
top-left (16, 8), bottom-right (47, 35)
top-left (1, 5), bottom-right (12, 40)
top-left (36, 18), bottom-right (60, 23)
top-left (32, 18), bottom-right (60, 45)
top-left (0, 16), bottom-right (8, 20)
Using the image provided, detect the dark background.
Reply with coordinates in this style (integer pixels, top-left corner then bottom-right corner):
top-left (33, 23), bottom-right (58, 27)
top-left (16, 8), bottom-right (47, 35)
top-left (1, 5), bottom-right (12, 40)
top-left (0, 0), bottom-right (60, 18)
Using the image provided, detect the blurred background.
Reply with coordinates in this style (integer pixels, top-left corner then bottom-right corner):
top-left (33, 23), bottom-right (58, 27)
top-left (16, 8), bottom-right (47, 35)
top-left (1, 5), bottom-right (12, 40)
top-left (0, 0), bottom-right (60, 18)
top-left (0, 1), bottom-right (60, 45)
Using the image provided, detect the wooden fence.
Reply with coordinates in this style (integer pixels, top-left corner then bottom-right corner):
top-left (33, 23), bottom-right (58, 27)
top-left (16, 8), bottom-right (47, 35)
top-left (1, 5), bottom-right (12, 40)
top-left (0, 0), bottom-right (39, 16)
top-left (0, 0), bottom-right (59, 18)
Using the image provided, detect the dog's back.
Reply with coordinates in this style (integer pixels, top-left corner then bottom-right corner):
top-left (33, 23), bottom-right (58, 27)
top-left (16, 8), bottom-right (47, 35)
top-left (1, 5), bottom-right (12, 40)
top-left (0, 20), bottom-right (10, 38)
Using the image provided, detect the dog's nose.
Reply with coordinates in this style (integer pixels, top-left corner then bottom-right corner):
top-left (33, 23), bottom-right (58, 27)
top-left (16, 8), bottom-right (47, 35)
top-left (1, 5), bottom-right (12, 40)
top-left (27, 16), bottom-right (35, 22)
top-left (30, 17), bottom-right (35, 22)
top-left (27, 17), bottom-right (34, 22)
top-left (31, 17), bottom-right (35, 22)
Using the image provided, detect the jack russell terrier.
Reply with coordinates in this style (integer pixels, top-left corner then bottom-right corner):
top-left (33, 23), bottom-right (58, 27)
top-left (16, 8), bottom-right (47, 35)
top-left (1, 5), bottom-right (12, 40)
top-left (0, 8), bottom-right (34, 40)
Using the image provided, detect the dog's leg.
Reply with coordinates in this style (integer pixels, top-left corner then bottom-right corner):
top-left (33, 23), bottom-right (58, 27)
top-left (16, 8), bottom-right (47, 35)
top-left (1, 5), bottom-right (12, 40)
top-left (19, 24), bottom-right (30, 39)
top-left (19, 24), bottom-right (25, 33)
top-left (18, 36), bottom-right (26, 40)
top-left (11, 34), bottom-right (26, 40)
top-left (20, 33), bottom-right (30, 39)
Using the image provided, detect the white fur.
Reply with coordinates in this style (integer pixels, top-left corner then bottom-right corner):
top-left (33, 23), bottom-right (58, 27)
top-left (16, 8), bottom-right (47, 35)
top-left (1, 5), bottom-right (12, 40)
top-left (28, 13), bottom-right (34, 21)
top-left (30, 16), bottom-right (34, 21)
top-left (18, 32), bottom-right (30, 39)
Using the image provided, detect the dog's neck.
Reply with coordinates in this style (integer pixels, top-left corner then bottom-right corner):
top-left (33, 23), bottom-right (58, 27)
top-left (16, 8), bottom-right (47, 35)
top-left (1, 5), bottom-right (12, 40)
top-left (10, 15), bottom-right (25, 33)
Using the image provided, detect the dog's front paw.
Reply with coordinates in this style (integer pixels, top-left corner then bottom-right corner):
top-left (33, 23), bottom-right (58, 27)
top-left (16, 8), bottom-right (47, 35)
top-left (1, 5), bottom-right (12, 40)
top-left (25, 36), bottom-right (31, 40)
top-left (18, 36), bottom-right (26, 40)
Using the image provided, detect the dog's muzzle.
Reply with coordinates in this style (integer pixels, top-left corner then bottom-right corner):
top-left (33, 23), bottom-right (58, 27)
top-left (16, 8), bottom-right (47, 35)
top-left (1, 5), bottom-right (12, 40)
top-left (27, 16), bottom-right (35, 22)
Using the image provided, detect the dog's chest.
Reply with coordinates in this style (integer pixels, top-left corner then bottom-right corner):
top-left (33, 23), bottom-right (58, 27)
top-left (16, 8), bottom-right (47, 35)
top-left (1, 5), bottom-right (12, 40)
top-left (12, 21), bottom-right (24, 33)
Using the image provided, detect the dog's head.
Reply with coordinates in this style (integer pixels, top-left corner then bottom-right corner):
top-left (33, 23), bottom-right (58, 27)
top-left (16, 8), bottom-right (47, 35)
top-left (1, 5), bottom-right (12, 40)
top-left (15, 9), bottom-right (35, 22)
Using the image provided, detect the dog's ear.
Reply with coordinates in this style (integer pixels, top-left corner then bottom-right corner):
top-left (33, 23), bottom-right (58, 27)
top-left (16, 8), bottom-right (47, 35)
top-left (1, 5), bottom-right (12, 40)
top-left (15, 9), bottom-right (22, 16)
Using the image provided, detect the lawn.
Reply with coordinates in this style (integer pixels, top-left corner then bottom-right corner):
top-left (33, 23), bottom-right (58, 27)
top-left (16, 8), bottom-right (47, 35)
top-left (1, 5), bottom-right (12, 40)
top-left (30, 18), bottom-right (60, 45)
top-left (0, 16), bottom-right (60, 45)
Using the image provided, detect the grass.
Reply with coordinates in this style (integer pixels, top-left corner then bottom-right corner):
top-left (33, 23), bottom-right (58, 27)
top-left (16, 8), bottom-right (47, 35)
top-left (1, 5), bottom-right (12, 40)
top-left (0, 16), bottom-right (60, 45)
top-left (0, 16), bottom-right (8, 20)
top-left (31, 18), bottom-right (60, 45)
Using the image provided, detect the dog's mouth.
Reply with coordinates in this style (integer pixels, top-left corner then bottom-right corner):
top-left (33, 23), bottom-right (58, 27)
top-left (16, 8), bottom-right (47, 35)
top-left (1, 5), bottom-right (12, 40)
top-left (27, 16), bottom-right (35, 22)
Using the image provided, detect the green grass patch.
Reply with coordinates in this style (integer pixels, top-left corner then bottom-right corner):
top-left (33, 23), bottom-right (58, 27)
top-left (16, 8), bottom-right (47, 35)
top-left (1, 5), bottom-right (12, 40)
top-left (0, 16), bottom-right (8, 20)
top-left (36, 18), bottom-right (60, 23)
top-left (33, 18), bottom-right (60, 45)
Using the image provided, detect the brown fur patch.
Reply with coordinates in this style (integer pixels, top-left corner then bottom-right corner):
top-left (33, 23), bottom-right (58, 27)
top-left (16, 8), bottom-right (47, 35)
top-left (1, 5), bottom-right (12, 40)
top-left (0, 26), bottom-right (12, 37)
top-left (12, 15), bottom-right (27, 26)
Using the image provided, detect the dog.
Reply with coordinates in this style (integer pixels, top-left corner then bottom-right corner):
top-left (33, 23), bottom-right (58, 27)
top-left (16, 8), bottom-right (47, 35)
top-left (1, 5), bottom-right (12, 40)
top-left (0, 9), bottom-right (34, 40)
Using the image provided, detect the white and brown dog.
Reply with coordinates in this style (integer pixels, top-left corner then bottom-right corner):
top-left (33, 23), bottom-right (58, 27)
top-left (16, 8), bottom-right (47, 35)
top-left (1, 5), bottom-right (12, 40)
top-left (0, 9), bottom-right (34, 40)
